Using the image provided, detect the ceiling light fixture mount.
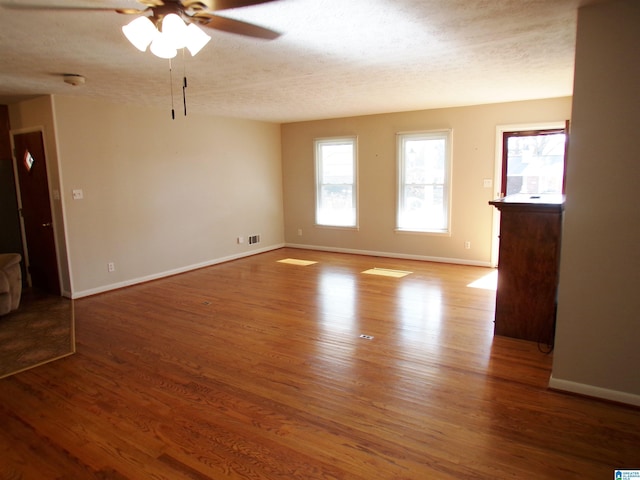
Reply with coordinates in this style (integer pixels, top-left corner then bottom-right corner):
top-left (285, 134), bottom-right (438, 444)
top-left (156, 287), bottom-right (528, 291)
top-left (63, 74), bottom-right (86, 86)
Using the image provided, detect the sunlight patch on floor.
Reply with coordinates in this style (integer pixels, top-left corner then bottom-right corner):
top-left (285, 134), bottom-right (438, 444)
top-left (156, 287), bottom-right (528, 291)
top-left (362, 268), bottom-right (412, 278)
top-left (467, 269), bottom-right (497, 290)
top-left (277, 258), bottom-right (318, 266)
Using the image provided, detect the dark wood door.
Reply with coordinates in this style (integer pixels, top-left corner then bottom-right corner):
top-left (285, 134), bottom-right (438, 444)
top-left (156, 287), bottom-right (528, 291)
top-left (12, 131), bottom-right (60, 295)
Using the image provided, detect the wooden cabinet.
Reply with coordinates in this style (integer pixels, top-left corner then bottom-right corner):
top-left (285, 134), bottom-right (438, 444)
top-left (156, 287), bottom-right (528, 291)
top-left (489, 194), bottom-right (564, 345)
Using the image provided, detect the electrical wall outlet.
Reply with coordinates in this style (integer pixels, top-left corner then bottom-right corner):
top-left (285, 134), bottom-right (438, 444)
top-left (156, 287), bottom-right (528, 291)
top-left (107, 262), bottom-right (115, 272)
top-left (237, 236), bottom-right (244, 244)
top-left (464, 241), bottom-right (471, 250)
top-left (297, 228), bottom-right (303, 236)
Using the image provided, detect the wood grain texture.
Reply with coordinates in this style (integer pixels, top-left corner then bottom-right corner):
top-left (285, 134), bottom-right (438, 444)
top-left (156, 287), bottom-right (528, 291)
top-left (1, 248), bottom-right (638, 479)
top-left (491, 199), bottom-right (563, 344)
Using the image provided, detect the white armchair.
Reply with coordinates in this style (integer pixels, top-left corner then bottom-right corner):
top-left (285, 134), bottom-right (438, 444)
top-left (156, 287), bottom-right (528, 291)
top-left (0, 253), bottom-right (22, 316)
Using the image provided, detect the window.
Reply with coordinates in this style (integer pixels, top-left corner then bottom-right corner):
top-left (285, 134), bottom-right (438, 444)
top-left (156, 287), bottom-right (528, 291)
top-left (397, 130), bottom-right (452, 234)
top-left (315, 137), bottom-right (357, 227)
top-left (502, 128), bottom-right (567, 196)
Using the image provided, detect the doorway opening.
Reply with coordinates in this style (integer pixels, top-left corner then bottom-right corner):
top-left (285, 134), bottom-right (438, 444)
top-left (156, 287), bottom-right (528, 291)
top-left (11, 129), bottom-right (61, 296)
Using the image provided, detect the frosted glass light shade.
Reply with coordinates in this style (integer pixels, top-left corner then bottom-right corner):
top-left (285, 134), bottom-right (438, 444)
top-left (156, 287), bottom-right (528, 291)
top-left (185, 23), bottom-right (211, 56)
top-left (122, 16), bottom-right (157, 52)
top-left (150, 33), bottom-right (177, 59)
top-left (122, 14), bottom-right (210, 57)
top-left (162, 13), bottom-right (188, 49)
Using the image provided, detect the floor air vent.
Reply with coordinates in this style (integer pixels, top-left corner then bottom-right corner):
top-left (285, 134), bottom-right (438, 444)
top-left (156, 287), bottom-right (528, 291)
top-left (249, 234), bottom-right (261, 245)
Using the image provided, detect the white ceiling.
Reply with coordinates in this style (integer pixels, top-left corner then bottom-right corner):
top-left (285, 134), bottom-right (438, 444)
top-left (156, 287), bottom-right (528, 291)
top-left (0, 0), bottom-right (593, 123)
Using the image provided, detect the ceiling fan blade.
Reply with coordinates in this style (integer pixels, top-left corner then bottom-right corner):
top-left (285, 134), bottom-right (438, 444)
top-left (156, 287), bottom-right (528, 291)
top-left (115, 8), bottom-right (149, 15)
top-left (0, 3), bottom-right (149, 17)
top-left (198, 0), bottom-right (279, 12)
top-left (0, 2), bottom-right (119, 12)
top-left (192, 12), bottom-right (280, 40)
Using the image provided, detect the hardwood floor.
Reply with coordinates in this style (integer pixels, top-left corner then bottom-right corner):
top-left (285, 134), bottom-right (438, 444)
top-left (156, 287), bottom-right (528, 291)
top-left (1, 248), bottom-right (638, 479)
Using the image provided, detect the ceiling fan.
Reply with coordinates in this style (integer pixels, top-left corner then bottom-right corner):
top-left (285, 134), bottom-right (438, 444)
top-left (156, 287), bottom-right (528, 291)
top-left (1, 0), bottom-right (281, 118)
top-left (1, 0), bottom-right (282, 57)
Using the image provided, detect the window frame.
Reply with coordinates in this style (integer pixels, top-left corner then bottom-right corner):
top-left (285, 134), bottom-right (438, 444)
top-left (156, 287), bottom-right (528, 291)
top-left (314, 136), bottom-right (358, 229)
top-left (501, 127), bottom-right (568, 197)
top-left (396, 129), bottom-right (452, 235)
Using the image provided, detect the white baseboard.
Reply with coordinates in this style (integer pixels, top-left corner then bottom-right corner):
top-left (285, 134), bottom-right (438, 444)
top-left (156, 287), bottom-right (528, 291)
top-left (71, 243), bottom-right (285, 299)
top-left (71, 242), bottom-right (490, 298)
top-left (549, 375), bottom-right (640, 407)
top-left (284, 243), bottom-right (492, 267)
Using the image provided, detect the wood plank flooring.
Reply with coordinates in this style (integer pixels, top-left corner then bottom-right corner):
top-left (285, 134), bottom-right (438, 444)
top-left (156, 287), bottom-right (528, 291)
top-left (1, 248), bottom-right (638, 479)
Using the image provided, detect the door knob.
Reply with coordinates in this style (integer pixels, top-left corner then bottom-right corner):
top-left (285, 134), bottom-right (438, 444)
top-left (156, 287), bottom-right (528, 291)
top-left (42, 222), bottom-right (52, 227)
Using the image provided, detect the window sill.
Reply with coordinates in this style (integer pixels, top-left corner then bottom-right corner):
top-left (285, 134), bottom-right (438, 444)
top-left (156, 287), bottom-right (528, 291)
top-left (315, 224), bottom-right (360, 231)
top-left (394, 228), bottom-right (451, 237)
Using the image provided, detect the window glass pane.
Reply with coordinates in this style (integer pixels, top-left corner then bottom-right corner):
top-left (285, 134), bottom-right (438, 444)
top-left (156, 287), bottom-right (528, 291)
top-left (318, 185), bottom-right (355, 226)
top-left (320, 144), bottom-right (354, 184)
top-left (506, 133), bottom-right (565, 195)
top-left (404, 139), bottom-right (445, 185)
top-left (400, 185), bottom-right (445, 229)
top-left (315, 137), bottom-right (357, 227)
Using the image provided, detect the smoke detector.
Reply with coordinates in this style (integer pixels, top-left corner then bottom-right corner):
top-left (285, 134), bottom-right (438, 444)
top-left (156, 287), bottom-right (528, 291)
top-left (63, 74), bottom-right (85, 86)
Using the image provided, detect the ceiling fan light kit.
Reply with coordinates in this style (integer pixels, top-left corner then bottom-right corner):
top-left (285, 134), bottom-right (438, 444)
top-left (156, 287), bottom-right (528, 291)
top-left (122, 13), bottom-right (211, 59)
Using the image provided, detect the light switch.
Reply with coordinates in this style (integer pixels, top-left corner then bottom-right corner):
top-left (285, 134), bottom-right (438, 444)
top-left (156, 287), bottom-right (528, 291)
top-left (72, 189), bottom-right (84, 200)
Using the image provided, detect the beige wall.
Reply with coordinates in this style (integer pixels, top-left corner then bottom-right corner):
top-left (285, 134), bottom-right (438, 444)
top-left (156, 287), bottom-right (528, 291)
top-left (281, 98), bottom-right (572, 264)
top-left (551, 0), bottom-right (640, 405)
top-left (14, 95), bottom-right (284, 297)
top-left (9, 96), bottom-right (71, 296)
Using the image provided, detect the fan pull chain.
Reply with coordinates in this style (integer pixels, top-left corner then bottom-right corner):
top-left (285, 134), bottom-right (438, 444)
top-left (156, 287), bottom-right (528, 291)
top-left (183, 76), bottom-right (187, 116)
top-left (182, 48), bottom-right (187, 116)
top-left (169, 58), bottom-right (175, 120)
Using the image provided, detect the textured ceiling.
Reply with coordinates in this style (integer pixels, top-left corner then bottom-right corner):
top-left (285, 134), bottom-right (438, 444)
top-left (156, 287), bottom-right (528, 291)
top-left (0, 0), bottom-right (592, 123)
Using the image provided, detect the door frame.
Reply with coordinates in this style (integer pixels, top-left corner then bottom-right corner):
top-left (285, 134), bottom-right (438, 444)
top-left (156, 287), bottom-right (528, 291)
top-left (10, 126), bottom-right (63, 293)
top-left (491, 121), bottom-right (566, 267)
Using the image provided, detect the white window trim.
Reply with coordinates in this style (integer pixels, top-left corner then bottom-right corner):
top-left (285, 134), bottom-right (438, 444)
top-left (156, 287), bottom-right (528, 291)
top-left (395, 129), bottom-right (452, 235)
top-left (314, 136), bottom-right (359, 229)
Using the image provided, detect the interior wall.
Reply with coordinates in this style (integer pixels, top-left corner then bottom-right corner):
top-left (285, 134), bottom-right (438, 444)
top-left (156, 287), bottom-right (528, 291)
top-left (8, 96), bottom-right (71, 296)
top-left (32, 95), bottom-right (283, 297)
top-left (550, 0), bottom-right (640, 405)
top-left (281, 97), bottom-right (572, 264)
